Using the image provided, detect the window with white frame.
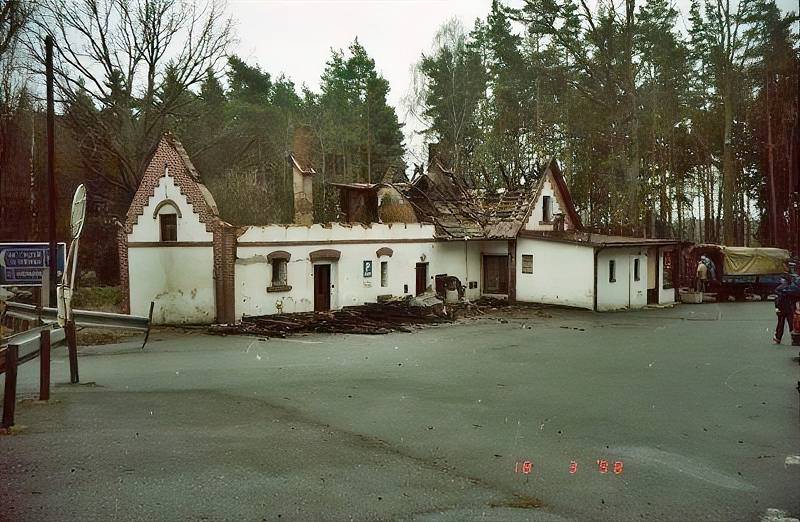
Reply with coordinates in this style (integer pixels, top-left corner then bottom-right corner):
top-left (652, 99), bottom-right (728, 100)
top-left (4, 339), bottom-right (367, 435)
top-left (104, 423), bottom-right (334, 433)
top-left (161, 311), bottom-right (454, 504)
top-left (522, 254), bottom-right (533, 274)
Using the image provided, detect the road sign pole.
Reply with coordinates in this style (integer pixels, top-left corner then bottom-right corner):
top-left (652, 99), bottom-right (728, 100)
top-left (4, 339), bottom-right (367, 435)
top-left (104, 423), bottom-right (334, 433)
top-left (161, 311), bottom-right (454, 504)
top-left (45, 35), bottom-right (57, 306)
top-left (1, 345), bottom-right (19, 429)
top-left (66, 320), bottom-right (78, 384)
top-left (39, 329), bottom-right (51, 401)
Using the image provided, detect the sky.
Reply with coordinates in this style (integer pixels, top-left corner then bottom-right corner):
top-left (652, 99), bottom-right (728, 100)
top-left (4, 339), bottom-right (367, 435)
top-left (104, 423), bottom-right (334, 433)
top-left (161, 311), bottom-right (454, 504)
top-left (229, 0), bottom-right (492, 166)
top-left (228, 0), bottom-right (798, 167)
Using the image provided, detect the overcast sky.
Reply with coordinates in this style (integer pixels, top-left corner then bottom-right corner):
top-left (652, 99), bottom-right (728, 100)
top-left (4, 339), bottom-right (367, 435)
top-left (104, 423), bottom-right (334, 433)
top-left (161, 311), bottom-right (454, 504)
top-left (228, 0), bottom-right (797, 166)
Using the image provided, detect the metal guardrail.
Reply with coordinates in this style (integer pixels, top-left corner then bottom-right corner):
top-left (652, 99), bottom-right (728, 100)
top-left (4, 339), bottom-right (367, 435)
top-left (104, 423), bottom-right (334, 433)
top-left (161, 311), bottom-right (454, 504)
top-left (3, 301), bottom-right (150, 330)
top-left (0, 326), bottom-right (66, 371)
top-left (1, 324), bottom-right (73, 430)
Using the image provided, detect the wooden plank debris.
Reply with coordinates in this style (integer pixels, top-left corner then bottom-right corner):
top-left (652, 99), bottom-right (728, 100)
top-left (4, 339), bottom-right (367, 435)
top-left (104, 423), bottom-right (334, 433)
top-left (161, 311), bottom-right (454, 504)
top-left (210, 297), bottom-right (451, 338)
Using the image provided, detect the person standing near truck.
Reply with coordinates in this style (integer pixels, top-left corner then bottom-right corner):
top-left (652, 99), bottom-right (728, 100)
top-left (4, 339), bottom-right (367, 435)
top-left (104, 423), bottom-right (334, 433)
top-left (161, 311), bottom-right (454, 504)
top-left (773, 275), bottom-right (796, 344)
top-left (701, 255), bottom-right (717, 281)
top-left (696, 258), bottom-right (709, 292)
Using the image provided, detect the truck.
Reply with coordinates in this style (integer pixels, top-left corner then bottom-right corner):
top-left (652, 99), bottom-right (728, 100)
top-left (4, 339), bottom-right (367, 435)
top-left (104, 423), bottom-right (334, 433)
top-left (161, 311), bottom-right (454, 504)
top-left (686, 244), bottom-right (792, 301)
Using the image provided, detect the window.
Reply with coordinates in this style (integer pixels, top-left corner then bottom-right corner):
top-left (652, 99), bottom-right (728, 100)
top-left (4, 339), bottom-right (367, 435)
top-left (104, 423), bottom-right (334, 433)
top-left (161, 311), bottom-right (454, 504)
top-left (633, 258), bottom-right (640, 281)
top-left (609, 259), bottom-right (616, 283)
top-left (542, 196), bottom-right (552, 223)
top-left (159, 213), bottom-right (177, 242)
top-left (271, 259), bottom-right (288, 286)
top-left (522, 254), bottom-right (533, 274)
top-left (381, 261), bottom-right (388, 287)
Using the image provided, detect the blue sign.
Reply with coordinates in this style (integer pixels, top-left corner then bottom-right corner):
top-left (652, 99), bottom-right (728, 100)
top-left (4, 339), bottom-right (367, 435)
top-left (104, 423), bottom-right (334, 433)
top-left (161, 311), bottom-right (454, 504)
top-left (0, 243), bottom-right (67, 286)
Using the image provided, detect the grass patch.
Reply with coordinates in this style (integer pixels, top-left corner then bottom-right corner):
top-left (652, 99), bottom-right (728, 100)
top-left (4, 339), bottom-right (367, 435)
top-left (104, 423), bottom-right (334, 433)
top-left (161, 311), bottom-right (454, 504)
top-left (72, 286), bottom-right (123, 313)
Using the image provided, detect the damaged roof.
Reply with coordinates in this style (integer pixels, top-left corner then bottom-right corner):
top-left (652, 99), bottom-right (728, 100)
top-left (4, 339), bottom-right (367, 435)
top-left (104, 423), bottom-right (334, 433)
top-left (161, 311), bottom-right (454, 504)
top-left (398, 158), bottom-right (578, 241)
top-left (398, 174), bottom-right (486, 239)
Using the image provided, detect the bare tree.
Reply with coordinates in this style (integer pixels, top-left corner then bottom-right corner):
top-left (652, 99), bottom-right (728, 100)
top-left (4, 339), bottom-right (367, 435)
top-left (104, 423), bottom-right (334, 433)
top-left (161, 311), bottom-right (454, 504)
top-left (28, 0), bottom-right (234, 197)
top-left (1, 0), bottom-right (33, 107)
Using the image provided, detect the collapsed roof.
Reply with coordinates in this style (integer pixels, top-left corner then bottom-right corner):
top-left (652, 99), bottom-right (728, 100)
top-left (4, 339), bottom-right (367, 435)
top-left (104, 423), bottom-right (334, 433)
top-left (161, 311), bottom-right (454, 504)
top-left (396, 157), bottom-right (582, 240)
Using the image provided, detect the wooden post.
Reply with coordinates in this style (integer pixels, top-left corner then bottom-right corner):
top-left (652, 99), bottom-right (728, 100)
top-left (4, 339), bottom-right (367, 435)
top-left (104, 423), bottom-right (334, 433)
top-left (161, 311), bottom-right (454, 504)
top-left (39, 329), bottom-right (51, 401)
top-left (2, 345), bottom-right (19, 429)
top-left (66, 321), bottom-right (79, 383)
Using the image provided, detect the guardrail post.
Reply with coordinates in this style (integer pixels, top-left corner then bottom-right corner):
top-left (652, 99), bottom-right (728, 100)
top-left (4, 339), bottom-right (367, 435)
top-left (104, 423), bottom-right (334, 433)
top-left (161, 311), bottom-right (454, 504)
top-left (66, 321), bottom-right (79, 384)
top-left (39, 329), bottom-right (51, 401)
top-left (2, 344), bottom-right (19, 429)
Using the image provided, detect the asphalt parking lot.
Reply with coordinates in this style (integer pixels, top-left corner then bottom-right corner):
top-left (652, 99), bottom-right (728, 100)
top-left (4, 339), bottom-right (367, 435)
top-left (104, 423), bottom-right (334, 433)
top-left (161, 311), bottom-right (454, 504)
top-left (1, 302), bottom-right (798, 521)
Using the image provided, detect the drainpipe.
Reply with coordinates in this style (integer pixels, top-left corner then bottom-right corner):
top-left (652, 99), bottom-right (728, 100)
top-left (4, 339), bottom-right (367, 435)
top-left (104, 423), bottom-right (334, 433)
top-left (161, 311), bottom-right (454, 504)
top-left (464, 237), bottom-right (469, 298)
top-left (593, 244), bottom-right (607, 312)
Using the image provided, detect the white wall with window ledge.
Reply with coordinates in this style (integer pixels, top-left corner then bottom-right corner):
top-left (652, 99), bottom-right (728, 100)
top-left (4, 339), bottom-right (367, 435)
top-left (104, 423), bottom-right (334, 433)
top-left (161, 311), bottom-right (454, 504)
top-left (235, 241), bottom-right (438, 318)
top-left (515, 239), bottom-right (595, 309)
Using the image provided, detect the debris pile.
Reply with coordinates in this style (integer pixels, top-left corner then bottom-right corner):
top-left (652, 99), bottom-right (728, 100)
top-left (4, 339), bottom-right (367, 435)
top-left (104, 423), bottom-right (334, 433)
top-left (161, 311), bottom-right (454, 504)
top-left (211, 296), bottom-right (451, 337)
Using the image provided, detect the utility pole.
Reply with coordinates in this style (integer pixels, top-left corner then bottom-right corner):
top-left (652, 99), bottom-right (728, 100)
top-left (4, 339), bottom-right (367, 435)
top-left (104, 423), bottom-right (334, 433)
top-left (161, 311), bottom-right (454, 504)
top-left (45, 35), bottom-right (57, 305)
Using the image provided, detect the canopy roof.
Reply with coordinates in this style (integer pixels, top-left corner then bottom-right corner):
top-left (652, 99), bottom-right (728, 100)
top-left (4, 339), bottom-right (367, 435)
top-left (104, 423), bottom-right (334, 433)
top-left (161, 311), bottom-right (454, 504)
top-left (721, 246), bottom-right (790, 275)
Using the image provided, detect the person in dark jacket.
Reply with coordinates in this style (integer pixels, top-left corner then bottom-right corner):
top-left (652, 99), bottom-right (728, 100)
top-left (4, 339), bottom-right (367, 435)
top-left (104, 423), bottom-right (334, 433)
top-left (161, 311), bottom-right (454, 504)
top-left (773, 275), bottom-right (800, 343)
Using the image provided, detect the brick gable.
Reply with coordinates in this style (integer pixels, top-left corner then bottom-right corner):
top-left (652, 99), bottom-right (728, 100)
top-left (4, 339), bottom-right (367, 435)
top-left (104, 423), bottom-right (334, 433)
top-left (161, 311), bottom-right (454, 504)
top-left (124, 133), bottom-right (220, 235)
top-left (119, 133), bottom-right (236, 322)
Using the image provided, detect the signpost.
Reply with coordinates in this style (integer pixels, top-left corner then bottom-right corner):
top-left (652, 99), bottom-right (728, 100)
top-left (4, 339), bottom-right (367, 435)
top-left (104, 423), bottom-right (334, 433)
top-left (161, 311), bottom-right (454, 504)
top-left (0, 243), bottom-right (66, 287)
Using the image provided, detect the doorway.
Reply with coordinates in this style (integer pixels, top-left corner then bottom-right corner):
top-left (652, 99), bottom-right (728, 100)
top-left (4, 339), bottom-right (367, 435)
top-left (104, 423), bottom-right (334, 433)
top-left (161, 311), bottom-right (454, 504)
top-left (415, 263), bottom-right (428, 295)
top-left (482, 255), bottom-right (509, 294)
top-left (314, 264), bottom-right (331, 311)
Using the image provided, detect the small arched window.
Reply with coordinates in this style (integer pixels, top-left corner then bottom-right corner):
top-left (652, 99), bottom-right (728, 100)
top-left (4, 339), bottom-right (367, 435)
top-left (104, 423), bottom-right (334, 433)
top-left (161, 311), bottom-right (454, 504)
top-left (153, 200), bottom-right (181, 242)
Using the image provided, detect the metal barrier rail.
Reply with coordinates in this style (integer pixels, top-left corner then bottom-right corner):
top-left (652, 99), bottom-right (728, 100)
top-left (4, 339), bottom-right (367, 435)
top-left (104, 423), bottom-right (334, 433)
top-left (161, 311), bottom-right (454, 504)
top-left (1, 301), bottom-right (152, 430)
top-left (1, 325), bottom-right (73, 430)
top-left (0, 326), bottom-right (66, 372)
top-left (3, 301), bottom-right (150, 330)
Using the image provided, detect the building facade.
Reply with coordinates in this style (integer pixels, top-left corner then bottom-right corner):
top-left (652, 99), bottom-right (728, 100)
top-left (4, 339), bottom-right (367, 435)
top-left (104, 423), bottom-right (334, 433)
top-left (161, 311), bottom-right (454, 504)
top-left (120, 134), bottom-right (679, 324)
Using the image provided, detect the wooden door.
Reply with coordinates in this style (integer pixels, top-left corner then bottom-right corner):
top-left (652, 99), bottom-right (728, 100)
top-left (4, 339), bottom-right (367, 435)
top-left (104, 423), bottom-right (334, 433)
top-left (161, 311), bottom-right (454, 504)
top-left (483, 255), bottom-right (509, 294)
top-left (415, 263), bottom-right (428, 295)
top-left (314, 264), bottom-right (331, 312)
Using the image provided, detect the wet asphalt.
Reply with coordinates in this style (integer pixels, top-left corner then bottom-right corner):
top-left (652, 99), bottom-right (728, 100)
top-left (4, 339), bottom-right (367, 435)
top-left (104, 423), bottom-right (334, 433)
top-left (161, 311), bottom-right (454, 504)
top-left (1, 301), bottom-right (798, 521)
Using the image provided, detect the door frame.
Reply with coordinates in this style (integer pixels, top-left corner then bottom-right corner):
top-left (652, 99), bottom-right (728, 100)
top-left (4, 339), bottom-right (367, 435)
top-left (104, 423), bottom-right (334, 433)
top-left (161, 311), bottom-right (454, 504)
top-left (313, 263), bottom-right (332, 312)
top-left (482, 254), bottom-right (509, 295)
top-left (415, 262), bottom-right (428, 296)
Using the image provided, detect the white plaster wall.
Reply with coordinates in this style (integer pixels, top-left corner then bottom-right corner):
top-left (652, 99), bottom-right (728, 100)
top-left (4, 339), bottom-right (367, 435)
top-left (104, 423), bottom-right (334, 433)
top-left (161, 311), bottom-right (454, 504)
top-left (235, 241), bottom-right (438, 317)
top-left (524, 178), bottom-right (567, 231)
top-left (129, 175), bottom-right (213, 243)
top-left (429, 240), bottom-right (508, 300)
top-left (658, 247), bottom-right (676, 305)
top-left (515, 239), bottom-right (595, 309)
top-left (596, 247), bottom-right (648, 311)
top-left (128, 246), bottom-right (215, 324)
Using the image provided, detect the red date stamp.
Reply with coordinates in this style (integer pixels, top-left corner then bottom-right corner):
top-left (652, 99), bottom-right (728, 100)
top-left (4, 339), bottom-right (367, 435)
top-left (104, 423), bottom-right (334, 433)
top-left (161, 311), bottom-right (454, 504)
top-left (514, 459), bottom-right (624, 475)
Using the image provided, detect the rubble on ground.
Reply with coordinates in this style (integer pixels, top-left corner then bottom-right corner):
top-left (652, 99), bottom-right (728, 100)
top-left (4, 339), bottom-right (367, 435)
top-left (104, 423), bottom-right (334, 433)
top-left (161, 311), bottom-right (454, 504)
top-left (210, 294), bottom-right (558, 338)
top-left (210, 296), bottom-right (451, 337)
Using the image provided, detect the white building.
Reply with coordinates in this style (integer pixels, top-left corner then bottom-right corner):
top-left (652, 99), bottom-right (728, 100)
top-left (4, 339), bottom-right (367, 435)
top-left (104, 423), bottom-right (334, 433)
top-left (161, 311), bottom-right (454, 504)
top-left (119, 133), bottom-right (679, 324)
